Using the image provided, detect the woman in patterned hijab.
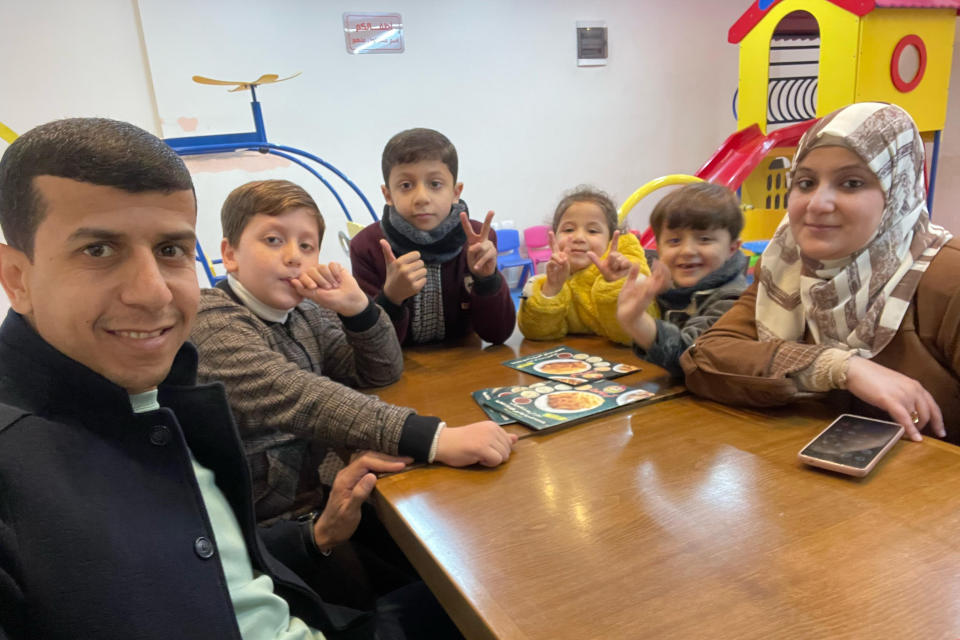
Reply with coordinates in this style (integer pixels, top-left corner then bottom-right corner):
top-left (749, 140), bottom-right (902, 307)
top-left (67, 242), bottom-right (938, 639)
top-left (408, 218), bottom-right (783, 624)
top-left (681, 102), bottom-right (958, 442)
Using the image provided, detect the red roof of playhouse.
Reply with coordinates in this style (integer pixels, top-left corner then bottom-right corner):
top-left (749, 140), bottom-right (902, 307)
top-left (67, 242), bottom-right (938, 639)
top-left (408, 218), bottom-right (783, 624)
top-left (729, 0), bottom-right (960, 43)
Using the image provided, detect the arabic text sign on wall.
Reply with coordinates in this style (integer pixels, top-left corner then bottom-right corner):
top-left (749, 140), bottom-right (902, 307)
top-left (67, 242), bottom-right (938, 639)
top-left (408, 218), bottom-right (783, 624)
top-left (343, 13), bottom-right (404, 54)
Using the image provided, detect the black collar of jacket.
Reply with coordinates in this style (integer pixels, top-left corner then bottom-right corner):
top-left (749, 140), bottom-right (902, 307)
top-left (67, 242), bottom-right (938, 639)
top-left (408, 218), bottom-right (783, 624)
top-left (0, 309), bottom-right (199, 423)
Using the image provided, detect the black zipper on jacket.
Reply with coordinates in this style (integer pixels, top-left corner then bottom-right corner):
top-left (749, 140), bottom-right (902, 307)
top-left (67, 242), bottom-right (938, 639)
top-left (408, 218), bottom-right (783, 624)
top-left (281, 320), bottom-right (317, 373)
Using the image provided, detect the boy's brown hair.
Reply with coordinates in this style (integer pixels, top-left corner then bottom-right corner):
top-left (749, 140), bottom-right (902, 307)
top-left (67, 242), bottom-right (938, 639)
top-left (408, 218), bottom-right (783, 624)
top-left (551, 186), bottom-right (621, 235)
top-left (221, 179), bottom-right (325, 246)
top-left (649, 182), bottom-right (743, 240)
top-left (381, 128), bottom-right (458, 183)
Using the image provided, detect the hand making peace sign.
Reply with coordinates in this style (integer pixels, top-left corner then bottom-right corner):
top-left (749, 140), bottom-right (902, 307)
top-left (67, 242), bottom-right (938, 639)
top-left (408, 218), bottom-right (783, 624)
top-left (588, 231), bottom-right (633, 282)
top-left (617, 260), bottom-right (671, 326)
top-left (460, 211), bottom-right (497, 278)
top-left (615, 260), bottom-right (672, 349)
top-left (541, 230), bottom-right (572, 297)
top-left (459, 210), bottom-right (498, 278)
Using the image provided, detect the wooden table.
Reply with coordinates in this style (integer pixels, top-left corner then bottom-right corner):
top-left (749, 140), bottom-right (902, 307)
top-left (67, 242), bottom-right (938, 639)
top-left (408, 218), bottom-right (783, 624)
top-left (373, 333), bottom-right (685, 439)
top-left (373, 334), bottom-right (960, 639)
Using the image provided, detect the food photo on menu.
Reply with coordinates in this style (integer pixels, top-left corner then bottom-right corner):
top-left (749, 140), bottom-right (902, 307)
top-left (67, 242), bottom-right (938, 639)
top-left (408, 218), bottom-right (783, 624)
top-left (471, 387), bottom-right (518, 425)
top-left (482, 379), bottom-right (657, 430)
top-left (502, 346), bottom-right (640, 384)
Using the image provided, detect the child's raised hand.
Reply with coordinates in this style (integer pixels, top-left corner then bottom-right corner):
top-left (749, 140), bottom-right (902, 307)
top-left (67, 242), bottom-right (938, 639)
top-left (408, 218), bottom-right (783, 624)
top-left (292, 262), bottom-right (369, 316)
top-left (616, 260), bottom-right (672, 346)
top-left (542, 230), bottom-right (571, 297)
top-left (459, 210), bottom-right (497, 278)
top-left (588, 231), bottom-right (633, 282)
top-left (623, 259), bottom-right (671, 308)
top-left (379, 239), bottom-right (427, 305)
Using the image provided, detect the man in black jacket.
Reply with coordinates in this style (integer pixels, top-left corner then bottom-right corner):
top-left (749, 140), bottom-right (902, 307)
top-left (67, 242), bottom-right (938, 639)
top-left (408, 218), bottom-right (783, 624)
top-left (0, 118), bottom-right (448, 639)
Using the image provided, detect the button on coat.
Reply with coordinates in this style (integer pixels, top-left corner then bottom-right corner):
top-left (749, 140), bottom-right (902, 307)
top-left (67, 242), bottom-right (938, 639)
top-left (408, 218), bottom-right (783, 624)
top-left (194, 536), bottom-right (215, 559)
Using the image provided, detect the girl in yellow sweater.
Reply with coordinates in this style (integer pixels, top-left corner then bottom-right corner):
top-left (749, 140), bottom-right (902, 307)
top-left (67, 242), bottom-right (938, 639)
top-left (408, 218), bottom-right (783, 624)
top-left (518, 186), bottom-right (653, 345)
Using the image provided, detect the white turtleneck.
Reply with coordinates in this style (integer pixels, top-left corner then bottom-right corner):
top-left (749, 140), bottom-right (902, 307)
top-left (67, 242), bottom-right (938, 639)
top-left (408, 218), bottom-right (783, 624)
top-left (227, 274), bottom-right (293, 324)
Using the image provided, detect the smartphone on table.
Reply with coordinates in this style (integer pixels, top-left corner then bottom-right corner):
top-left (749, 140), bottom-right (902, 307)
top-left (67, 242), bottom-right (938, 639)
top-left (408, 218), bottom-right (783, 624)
top-left (798, 414), bottom-right (904, 477)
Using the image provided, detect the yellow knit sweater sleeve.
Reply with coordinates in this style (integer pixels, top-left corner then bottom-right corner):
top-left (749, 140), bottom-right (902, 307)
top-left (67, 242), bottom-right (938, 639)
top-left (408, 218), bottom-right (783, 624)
top-left (517, 275), bottom-right (573, 340)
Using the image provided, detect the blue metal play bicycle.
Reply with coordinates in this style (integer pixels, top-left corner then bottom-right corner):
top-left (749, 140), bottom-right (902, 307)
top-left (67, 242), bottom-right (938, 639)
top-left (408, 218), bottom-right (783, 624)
top-left (164, 73), bottom-right (377, 284)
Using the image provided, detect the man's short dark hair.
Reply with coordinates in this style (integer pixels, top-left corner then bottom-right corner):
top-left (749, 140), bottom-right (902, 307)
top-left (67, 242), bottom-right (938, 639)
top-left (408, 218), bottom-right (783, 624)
top-left (649, 182), bottom-right (743, 241)
top-left (221, 179), bottom-right (325, 247)
top-left (0, 117), bottom-right (194, 258)
top-left (381, 128), bottom-right (458, 183)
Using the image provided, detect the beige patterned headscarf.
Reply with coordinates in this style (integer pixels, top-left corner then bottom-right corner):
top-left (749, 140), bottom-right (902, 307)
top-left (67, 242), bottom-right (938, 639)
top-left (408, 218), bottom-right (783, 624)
top-left (755, 102), bottom-right (952, 362)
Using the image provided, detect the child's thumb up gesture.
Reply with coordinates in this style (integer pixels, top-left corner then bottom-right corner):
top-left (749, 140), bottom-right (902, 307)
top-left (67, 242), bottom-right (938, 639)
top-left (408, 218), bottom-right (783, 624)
top-left (379, 239), bottom-right (427, 305)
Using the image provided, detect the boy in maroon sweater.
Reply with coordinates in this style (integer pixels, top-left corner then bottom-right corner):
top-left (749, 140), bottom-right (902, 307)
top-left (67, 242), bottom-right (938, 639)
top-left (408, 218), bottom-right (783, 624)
top-left (350, 128), bottom-right (516, 345)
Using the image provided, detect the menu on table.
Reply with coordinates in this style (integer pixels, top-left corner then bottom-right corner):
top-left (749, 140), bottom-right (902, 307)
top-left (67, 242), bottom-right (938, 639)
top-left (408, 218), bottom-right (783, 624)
top-left (471, 387), bottom-right (517, 425)
top-left (482, 379), bottom-right (658, 431)
top-left (501, 346), bottom-right (640, 384)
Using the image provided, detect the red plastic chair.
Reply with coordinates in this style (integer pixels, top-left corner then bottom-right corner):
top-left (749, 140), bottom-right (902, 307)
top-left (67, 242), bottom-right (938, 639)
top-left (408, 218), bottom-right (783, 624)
top-left (523, 225), bottom-right (552, 274)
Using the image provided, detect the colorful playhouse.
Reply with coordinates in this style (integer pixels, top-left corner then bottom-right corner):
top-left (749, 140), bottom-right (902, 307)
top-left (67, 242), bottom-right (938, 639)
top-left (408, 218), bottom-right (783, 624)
top-left (623, 0), bottom-right (960, 245)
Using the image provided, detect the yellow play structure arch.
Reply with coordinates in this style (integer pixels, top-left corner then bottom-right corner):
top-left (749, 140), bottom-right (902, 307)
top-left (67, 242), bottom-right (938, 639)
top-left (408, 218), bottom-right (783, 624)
top-left (617, 174), bottom-right (703, 225)
top-left (0, 121), bottom-right (17, 144)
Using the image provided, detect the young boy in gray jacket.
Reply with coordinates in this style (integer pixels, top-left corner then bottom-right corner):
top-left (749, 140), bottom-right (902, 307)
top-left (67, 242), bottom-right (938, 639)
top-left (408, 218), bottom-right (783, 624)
top-left (617, 182), bottom-right (748, 377)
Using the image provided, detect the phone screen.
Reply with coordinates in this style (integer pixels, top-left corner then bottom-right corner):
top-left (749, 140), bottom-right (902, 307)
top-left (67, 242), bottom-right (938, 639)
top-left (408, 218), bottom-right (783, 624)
top-left (800, 415), bottom-right (902, 470)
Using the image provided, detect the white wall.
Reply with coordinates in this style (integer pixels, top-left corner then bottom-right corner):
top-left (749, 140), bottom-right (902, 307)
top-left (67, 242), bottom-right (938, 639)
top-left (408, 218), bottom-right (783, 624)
top-left (135, 0), bottom-right (745, 272)
top-left (0, 1), bottom-right (158, 132)
top-left (0, 0), bottom-right (159, 317)
top-left (2, 0), bottom-right (960, 323)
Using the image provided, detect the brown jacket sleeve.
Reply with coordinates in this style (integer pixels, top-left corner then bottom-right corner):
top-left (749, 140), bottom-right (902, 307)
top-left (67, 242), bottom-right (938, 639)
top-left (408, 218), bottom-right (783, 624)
top-left (684, 240), bottom-right (960, 435)
top-left (917, 241), bottom-right (960, 379)
top-left (679, 277), bottom-right (808, 406)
